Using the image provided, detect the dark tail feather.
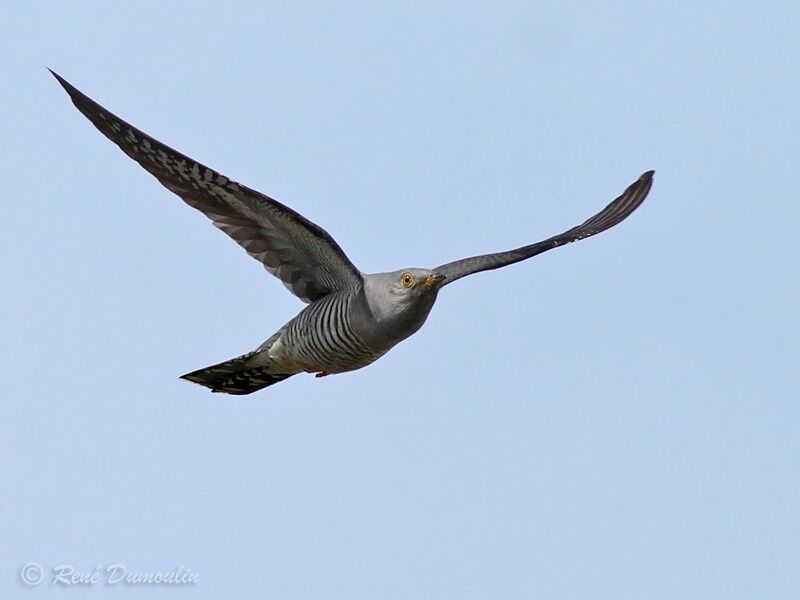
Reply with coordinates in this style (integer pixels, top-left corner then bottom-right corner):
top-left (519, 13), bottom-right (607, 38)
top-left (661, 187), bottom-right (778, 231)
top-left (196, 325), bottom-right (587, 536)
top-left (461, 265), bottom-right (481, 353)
top-left (180, 354), bottom-right (294, 395)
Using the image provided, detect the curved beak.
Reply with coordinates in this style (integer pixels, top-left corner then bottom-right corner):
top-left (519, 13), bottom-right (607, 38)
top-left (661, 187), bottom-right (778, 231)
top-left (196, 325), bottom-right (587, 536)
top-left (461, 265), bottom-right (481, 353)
top-left (423, 273), bottom-right (447, 289)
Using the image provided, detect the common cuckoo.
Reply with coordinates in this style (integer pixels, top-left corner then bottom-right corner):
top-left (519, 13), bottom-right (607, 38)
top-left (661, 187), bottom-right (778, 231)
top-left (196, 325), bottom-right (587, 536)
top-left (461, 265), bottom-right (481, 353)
top-left (52, 71), bottom-right (654, 395)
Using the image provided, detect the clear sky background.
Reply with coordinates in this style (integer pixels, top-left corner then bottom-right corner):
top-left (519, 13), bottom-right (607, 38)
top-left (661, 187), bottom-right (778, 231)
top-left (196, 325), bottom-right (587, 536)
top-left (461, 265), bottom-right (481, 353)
top-left (3, 2), bottom-right (798, 598)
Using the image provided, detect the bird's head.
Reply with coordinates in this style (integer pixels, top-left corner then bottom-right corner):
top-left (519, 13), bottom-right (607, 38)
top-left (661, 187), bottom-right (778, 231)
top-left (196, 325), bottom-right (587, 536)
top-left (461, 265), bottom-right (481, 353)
top-left (386, 268), bottom-right (447, 299)
top-left (361, 268), bottom-right (447, 341)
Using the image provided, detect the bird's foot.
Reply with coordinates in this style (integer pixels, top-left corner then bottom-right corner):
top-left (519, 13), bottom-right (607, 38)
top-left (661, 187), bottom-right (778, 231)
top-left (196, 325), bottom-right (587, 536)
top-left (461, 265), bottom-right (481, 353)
top-left (315, 371), bottom-right (332, 378)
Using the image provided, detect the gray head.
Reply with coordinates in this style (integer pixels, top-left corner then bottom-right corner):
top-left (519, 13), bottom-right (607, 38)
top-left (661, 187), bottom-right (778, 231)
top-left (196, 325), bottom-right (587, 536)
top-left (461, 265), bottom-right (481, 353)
top-left (360, 268), bottom-right (447, 344)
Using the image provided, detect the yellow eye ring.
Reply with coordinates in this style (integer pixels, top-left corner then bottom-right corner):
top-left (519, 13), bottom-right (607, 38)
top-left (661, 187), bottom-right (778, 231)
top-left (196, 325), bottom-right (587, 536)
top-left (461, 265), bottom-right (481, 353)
top-left (401, 273), bottom-right (415, 287)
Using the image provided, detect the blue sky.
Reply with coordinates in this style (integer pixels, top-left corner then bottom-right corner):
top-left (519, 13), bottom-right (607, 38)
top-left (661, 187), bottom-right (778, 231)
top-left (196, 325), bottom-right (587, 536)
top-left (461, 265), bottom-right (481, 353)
top-left (3, 2), bottom-right (798, 598)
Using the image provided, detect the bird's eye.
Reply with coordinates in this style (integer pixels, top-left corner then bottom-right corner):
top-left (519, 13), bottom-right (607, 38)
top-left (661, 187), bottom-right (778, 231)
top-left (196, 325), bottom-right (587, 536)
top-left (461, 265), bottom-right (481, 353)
top-left (401, 273), bottom-right (415, 287)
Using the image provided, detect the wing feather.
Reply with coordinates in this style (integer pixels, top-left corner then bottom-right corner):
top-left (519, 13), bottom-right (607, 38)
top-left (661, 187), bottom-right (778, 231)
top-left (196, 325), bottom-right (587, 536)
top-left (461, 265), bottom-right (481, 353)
top-left (435, 171), bottom-right (654, 285)
top-left (51, 70), bottom-right (362, 303)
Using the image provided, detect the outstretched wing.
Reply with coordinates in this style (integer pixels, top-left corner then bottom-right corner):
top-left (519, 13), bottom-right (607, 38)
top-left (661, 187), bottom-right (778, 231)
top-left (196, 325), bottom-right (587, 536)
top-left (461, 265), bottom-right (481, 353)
top-left (434, 170), bottom-right (654, 285)
top-left (51, 70), bottom-right (363, 303)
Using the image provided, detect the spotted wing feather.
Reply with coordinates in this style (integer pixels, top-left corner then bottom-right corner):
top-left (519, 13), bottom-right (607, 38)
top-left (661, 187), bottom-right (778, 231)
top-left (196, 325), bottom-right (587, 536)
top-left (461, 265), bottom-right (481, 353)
top-left (51, 70), bottom-right (362, 303)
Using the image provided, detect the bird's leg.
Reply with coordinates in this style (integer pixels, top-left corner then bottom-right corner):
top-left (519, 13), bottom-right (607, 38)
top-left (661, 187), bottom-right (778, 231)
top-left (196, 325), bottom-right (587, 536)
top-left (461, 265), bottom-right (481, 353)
top-left (315, 371), bottom-right (332, 378)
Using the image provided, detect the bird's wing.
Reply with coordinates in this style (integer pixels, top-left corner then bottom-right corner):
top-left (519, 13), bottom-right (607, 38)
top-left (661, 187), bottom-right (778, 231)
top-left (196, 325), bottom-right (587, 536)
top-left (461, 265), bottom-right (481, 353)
top-left (51, 70), bottom-right (362, 304)
top-left (434, 170), bottom-right (654, 285)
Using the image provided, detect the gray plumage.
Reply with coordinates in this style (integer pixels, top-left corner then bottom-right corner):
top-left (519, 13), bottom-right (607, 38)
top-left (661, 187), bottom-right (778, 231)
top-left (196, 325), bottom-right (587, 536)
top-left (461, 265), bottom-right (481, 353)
top-left (51, 71), bottom-right (654, 395)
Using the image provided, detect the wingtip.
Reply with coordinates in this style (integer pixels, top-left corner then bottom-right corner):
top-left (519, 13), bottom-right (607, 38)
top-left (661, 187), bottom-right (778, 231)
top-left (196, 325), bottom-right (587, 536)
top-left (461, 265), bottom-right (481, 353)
top-left (46, 66), bottom-right (64, 83)
top-left (47, 67), bottom-right (80, 99)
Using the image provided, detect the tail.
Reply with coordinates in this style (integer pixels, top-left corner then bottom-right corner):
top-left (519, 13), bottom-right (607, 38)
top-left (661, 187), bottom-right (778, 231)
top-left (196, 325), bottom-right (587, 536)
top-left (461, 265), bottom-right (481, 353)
top-left (180, 352), bottom-right (294, 395)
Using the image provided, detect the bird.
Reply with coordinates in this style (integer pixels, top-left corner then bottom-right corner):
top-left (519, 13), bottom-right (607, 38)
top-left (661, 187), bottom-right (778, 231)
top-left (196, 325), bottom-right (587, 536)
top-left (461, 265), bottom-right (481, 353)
top-left (51, 70), bottom-right (654, 395)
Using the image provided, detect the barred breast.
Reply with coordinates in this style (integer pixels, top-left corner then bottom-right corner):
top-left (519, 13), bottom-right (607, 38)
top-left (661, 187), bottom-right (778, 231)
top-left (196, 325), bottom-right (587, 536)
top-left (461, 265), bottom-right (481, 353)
top-left (280, 292), bottom-right (386, 374)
